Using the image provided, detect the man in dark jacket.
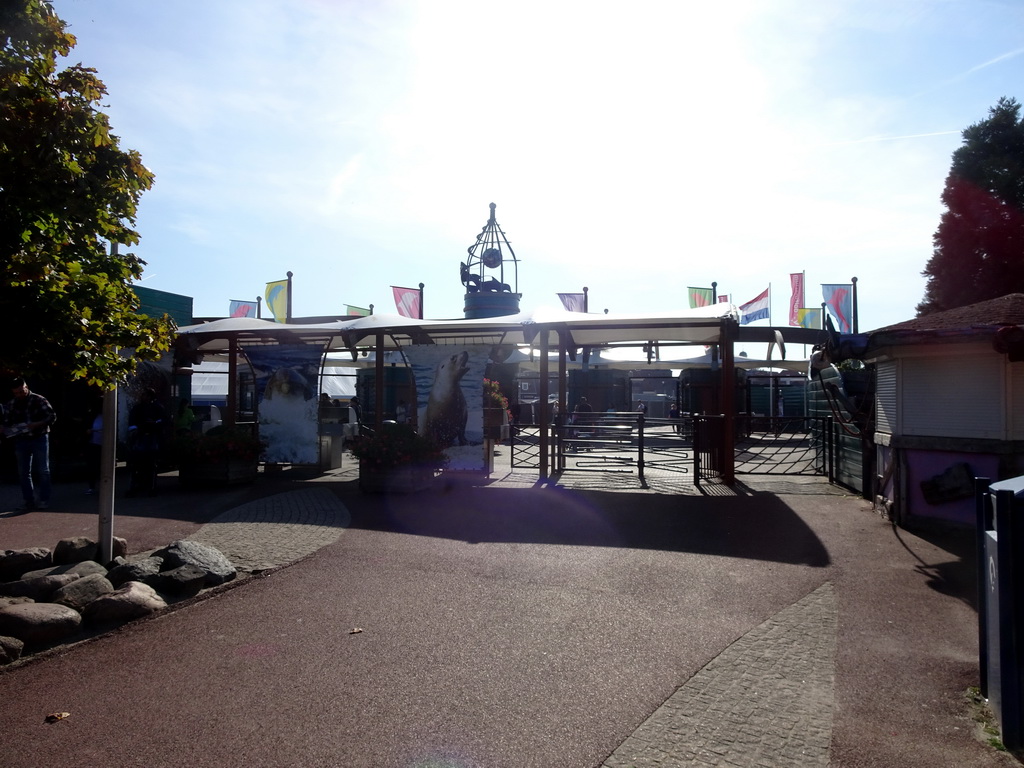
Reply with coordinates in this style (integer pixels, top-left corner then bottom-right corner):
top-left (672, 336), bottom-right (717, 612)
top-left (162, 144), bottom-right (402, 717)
top-left (3, 376), bottom-right (57, 511)
top-left (127, 387), bottom-right (165, 496)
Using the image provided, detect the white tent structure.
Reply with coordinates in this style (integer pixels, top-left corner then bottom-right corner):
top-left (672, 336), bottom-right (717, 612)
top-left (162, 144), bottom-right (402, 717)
top-left (174, 304), bottom-right (829, 483)
top-left (188, 360), bottom-right (357, 405)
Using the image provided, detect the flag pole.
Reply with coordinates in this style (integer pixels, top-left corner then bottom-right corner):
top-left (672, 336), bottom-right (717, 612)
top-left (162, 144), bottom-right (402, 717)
top-left (801, 271), bottom-right (807, 358)
top-left (851, 276), bottom-right (858, 333)
top-left (256, 296), bottom-right (262, 319)
top-left (286, 271), bottom-right (293, 324)
top-left (418, 283), bottom-right (425, 319)
top-left (712, 281), bottom-right (717, 303)
top-left (583, 286), bottom-right (589, 313)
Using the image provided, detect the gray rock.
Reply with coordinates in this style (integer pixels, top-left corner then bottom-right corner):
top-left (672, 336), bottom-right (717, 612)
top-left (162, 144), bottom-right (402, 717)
top-left (0, 603), bottom-right (82, 645)
top-left (22, 560), bottom-right (108, 580)
top-left (52, 537), bottom-right (99, 565)
top-left (51, 573), bottom-right (115, 612)
top-left (113, 537), bottom-right (128, 559)
top-left (106, 556), bottom-right (164, 588)
top-left (0, 548), bottom-right (52, 582)
top-left (0, 596), bottom-right (33, 608)
top-left (0, 635), bottom-right (24, 664)
top-left (148, 564), bottom-right (207, 597)
top-left (83, 581), bottom-right (166, 625)
top-left (0, 574), bottom-right (80, 601)
top-left (154, 540), bottom-right (236, 586)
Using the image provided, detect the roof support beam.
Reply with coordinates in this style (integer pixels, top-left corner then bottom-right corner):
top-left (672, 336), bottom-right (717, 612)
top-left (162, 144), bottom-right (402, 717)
top-left (720, 319), bottom-right (736, 485)
top-left (374, 332), bottom-right (385, 433)
top-left (538, 326), bottom-right (550, 481)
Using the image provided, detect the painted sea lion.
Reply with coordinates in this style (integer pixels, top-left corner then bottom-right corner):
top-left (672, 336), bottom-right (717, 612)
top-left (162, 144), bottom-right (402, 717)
top-left (422, 351), bottom-right (469, 447)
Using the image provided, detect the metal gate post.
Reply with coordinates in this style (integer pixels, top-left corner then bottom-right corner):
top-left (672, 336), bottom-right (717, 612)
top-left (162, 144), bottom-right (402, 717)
top-left (637, 412), bottom-right (645, 481)
top-left (538, 327), bottom-right (549, 480)
top-left (693, 415), bottom-right (701, 485)
top-left (554, 412), bottom-right (564, 472)
top-left (827, 417), bottom-right (835, 484)
top-left (977, 477), bottom-right (992, 699)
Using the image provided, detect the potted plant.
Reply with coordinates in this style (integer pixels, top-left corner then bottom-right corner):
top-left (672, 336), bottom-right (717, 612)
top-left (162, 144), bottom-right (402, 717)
top-left (483, 378), bottom-right (511, 441)
top-left (349, 423), bottom-right (447, 493)
top-left (172, 425), bottom-right (264, 486)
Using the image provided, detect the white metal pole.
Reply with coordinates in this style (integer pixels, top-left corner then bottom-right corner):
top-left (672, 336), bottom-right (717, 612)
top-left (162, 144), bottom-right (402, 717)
top-left (97, 384), bottom-right (117, 563)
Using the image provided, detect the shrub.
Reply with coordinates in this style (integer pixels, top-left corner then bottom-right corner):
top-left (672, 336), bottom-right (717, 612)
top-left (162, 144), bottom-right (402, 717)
top-left (348, 424), bottom-right (447, 471)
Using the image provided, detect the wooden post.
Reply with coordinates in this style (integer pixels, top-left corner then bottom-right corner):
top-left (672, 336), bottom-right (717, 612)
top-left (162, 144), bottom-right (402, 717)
top-left (374, 332), bottom-right (385, 433)
top-left (538, 327), bottom-right (549, 481)
top-left (720, 319), bottom-right (736, 485)
top-left (226, 336), bottom-right (237, 428)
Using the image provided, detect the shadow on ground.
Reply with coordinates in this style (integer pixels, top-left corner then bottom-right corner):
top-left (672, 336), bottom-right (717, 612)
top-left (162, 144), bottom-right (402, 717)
top-left (341, 480), bottom-right (830, 567)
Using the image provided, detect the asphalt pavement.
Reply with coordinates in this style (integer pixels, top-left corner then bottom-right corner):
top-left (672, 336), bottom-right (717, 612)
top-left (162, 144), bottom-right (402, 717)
top-left (0, 452), bottom-right (1019, 767)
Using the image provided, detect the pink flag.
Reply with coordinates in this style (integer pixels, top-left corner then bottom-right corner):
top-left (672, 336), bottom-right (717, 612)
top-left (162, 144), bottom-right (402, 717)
top-left (392, 285), bottom-right (421, 318)
top-left (789, 273), bottom-right (804, 326)
top-left (822, 284), bottom-right (852, 333)
top-left (718, 294), bottom-right (730, 304)
top-left (557, 292), bottom-right (586, 312)
top-left (229, 300), bottom-right (257, 318)
top-left (687, 287), bottom-right (713, 308)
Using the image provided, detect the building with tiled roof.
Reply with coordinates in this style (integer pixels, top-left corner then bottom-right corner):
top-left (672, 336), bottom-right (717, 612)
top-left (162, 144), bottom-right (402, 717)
top-left (863, 293), bottom-right (1024, 526)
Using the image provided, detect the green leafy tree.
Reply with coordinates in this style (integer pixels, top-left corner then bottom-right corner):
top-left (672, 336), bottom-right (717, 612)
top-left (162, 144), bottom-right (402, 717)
top-left (0, 0), bottom-right (173, 386)
top-left (917, 97), bottom-right (1024, 316)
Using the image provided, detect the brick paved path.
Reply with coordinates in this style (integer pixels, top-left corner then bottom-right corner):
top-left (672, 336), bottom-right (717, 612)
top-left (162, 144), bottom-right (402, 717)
top-left (604, 582), bottom-right (837, 768)
top-left (186, 487), bottom-right (348, 572)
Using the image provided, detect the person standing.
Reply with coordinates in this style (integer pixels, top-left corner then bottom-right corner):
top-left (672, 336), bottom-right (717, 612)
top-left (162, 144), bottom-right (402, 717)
top-left (3, 376), bottom-right (57, 511)
top-left (175, 398), bottom-right (197, 435)
top-left (127, 387), bottom-right (165, 496)
top-left (85, 405), bottom-right (103, 495)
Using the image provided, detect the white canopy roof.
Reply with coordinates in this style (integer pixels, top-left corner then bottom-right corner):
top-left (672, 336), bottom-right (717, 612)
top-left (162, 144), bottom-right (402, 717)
top-left (176, 304), bottom-right (738, 356)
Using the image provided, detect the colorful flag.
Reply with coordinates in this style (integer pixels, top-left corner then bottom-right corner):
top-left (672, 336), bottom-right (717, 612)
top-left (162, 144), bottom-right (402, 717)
top-left (392, 286), bottom-right (421, 319)
top-left (688, 287), bottom-right (713, 308)
top-left (718, 294), bottom-right (730, 304)
top-left (822, 284), bottom-right (852, 333)
top-left (557, 292), bottom-right (586, 312)
top-left (346, 305), bottom-right (371, 317)
top-left (265, 279), bottom-right (289, 323)
top-left (739, 287), bottom-right (770, 325)
top-left (229, 299), bottom-right (257, 318)
top-left (789, 272), bottom-right (804, 326)
top-left (797, 308), bottom-right (822, 329)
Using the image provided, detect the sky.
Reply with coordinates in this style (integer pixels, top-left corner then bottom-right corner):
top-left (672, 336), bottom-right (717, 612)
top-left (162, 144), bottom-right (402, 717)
top-left (52, 0), bottom-right (1024, 334)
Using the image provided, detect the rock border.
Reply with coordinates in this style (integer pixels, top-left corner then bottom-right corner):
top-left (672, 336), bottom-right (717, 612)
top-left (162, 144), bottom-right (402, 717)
top-left (0, 536), bottom-right (254, 667)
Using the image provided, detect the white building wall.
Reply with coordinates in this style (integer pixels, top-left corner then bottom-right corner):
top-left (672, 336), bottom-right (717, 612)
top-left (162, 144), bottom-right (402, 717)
top-left (902, 350), bottom-right (1004, 439)
top-left (875, 360), bottom-right (898, 435)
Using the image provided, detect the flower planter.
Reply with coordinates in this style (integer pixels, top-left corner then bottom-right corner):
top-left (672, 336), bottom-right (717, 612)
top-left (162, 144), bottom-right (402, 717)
top-left (179, 458), bottom-right (259, 487)
top-left (483, 407), bottom-right (510, 442)
top-left (358, 461), bottom-right (435, 494)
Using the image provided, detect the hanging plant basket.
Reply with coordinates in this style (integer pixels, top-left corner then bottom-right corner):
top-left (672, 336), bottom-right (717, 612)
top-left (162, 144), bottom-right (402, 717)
top-left (483, 407), bottom-right (510, 441)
